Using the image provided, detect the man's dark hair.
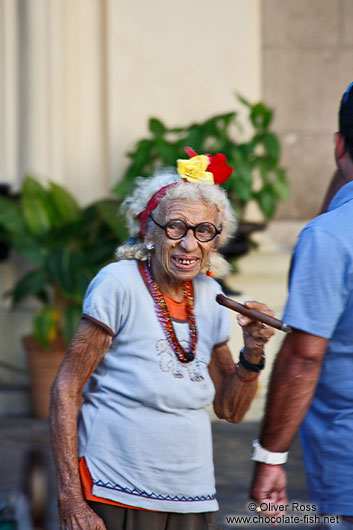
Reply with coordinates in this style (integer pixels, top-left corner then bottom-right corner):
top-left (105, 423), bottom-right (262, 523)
top-left (339, 83), bottom-right (353, 161)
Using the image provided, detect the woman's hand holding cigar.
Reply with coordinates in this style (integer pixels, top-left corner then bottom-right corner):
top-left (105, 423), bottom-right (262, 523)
top-left (216, 294), bottom-right (292, 333)
top-left (216, 294), bottom-right (290, 363)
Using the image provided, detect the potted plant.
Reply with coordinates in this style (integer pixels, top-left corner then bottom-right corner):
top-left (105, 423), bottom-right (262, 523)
top-left (113, 95), bottom-right (289, 260)
top-left (0, 176), bottom-right (128, 418)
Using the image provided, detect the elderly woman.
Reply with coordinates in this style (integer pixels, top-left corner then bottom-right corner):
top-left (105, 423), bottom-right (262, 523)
top-left (50, 149), bottom-right (274, 530)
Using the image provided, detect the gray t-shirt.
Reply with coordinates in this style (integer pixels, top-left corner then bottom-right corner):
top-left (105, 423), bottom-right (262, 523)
top-left (78, 260), bottom-right (230, 512)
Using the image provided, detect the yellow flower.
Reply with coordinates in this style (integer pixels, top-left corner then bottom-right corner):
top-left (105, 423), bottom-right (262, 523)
top-left (177, 155), bottom-right (214, 184)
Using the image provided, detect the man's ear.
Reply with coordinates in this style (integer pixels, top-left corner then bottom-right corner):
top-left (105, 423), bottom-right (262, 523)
top-left (334, 131), bottom-right (347, 160)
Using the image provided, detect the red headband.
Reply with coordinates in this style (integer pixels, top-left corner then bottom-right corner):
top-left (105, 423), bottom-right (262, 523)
top-left (139, 183), bottom-right (176, 238)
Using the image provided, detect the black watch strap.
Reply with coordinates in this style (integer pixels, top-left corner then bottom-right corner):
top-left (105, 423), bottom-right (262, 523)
top-left (239, 348), bottom-right (265, 373)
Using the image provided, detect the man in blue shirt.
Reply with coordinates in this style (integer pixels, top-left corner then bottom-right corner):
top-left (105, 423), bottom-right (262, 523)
top-left (250, 82), bottom-right (353, 529)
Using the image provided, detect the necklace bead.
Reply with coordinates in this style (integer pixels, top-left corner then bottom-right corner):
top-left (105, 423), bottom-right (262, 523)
top-left (143, 262), bottom-right (197, 363)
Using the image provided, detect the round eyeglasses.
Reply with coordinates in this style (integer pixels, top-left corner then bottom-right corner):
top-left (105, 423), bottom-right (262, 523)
top-left (149, 212), bottom-right (222, 242)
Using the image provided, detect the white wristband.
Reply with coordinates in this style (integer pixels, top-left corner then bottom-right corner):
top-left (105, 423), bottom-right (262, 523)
top-left (251, 439), bottom-right (288, 465)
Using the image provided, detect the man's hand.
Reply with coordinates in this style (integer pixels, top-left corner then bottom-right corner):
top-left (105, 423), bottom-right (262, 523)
top-left (250, 463), bottom-right (288, 517)
top-left (59, 499), bottom-right (107, 530)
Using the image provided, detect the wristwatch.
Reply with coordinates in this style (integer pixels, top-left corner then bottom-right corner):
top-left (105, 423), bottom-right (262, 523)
top-left (251, 439), bottom-right (288, 465)
top-left (239, 348), bottom-right (265, 373)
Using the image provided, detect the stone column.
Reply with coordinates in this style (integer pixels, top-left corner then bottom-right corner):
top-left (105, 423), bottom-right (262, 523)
top-left (0, 0), bottom-right (20, 188)
top-left (1, 0), bottom-right (108, 203)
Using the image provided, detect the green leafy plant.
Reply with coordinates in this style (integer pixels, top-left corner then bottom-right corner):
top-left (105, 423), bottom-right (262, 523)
top-left (113, 95), bottom-right (289, 220)
top-left (0, 176), bottom-right (128, 348)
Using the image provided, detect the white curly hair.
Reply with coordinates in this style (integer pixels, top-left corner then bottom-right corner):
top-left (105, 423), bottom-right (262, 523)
top-left (115, 168), bottom-right (237, 278)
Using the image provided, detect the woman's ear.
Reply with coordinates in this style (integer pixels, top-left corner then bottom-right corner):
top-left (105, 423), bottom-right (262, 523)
top-left (212, 238), bottom-right (220, 251)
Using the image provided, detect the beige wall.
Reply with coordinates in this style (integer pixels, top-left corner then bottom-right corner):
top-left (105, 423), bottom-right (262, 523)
top-left (106, 0), bottom-right (261, 186)
top-left (262, 0), bottom-right (353, 220)
top-left (0, 0), bottom-right (261, 407)
top-left (1, 0), bottom-right (109, 204)
top-left (0, 0), bottom-right (261, 204)
top-left (3, 1), bottom-right (353, 217)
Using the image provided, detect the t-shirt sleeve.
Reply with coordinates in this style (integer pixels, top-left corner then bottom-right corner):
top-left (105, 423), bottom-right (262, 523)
top-left (283, 226), bottom-right (348, 339)
top-left (82, 266), bottom-right (126, 337)
top-left (212, 282), bottom-right (231, 346)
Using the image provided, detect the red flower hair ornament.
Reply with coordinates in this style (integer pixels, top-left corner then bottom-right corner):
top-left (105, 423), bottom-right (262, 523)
top-left (178, 147), bottom-right (233, 185)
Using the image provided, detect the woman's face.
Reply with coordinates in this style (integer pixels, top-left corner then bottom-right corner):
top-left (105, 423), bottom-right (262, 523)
top-left (148, 199), bottom-right (220, 286)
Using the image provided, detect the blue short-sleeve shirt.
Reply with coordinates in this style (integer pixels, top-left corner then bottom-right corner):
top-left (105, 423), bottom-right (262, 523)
top-left (283, 181), bottom-right (353, 514)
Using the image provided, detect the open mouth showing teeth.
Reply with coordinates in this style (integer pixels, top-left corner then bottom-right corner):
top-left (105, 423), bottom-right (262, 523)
top-left (175, 258), bottom-right (197, 265)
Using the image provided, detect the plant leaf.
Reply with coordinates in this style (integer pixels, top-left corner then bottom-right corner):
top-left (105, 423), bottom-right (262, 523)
top-left (0, 197), bottom-right (26, 235)
top-left (149, 118), bottom-right (166, 137)
top-left (94, 199), bottom-right (129, 241)
top-left (272, 169), bottom-right (290, 200)
top-left (183, 125), bottom-right (205, 153)
top-left (45, 246), bottom-right (83, 295)
top-left (63, 305), bottom-right (82, 344)
top-left (262, 132), bottom-right (280, 160)
top-left (155, 138), bottom-right (177, 165)
top-left (22, 177), bottom-right (52, 235)
top-left (48, 182), bottom-right (80, 226)
top-left (132, 139), bottom-right (154, 172)
top-left (228, 170), bottom-right (253, 202)
top-left (249, 103), bottom-right (273, 131)
top-left (83, 242), bottom-right (116, 267)
top-left (254, 187), bottom-right (277, 219)
top-left (235, 93), bottom-right (251, 108)
top-left (112, 175), bottom-right (135, 197)
top-left (203, 117), bottom-right (220, 137)
top-left (11, 236), bottom-right (47, 264)
top-left (10, 269), bottom-right (49, 305)
top-left (33, 306), bottom-right (59, 348)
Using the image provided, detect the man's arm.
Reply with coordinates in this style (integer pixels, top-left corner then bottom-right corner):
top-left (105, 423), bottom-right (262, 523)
top-left (250, 329), bottom-right (328, 512)
top-left (50, 318), bottom-right (112, 530)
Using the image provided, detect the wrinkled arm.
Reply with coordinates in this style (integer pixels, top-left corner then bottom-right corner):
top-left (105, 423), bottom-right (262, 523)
top-left (209, 342), bottom-right (259, 423)
top-left (209, 301), bottom-right (275, 423)
top-left (250, 329), bottom-right (328, 513)
top-left (50, 318), bottom-right (112, 530)
top-left (259, 329), bottom-right (328, 451)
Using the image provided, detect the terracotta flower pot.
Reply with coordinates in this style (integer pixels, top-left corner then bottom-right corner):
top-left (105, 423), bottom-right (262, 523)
top-left (23, 336), bottom-right (67, 419)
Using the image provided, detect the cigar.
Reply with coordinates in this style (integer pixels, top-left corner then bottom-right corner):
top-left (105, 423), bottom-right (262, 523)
top-left (216, 294), bottom-right (292, 333)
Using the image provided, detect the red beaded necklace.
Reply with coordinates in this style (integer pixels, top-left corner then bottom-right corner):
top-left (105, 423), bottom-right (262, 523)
top-left (143, 262), bottom-right (197, 363)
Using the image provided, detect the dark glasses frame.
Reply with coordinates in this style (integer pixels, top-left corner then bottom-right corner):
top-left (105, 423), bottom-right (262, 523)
top-left (149, 212), bottom-right (222, 242)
